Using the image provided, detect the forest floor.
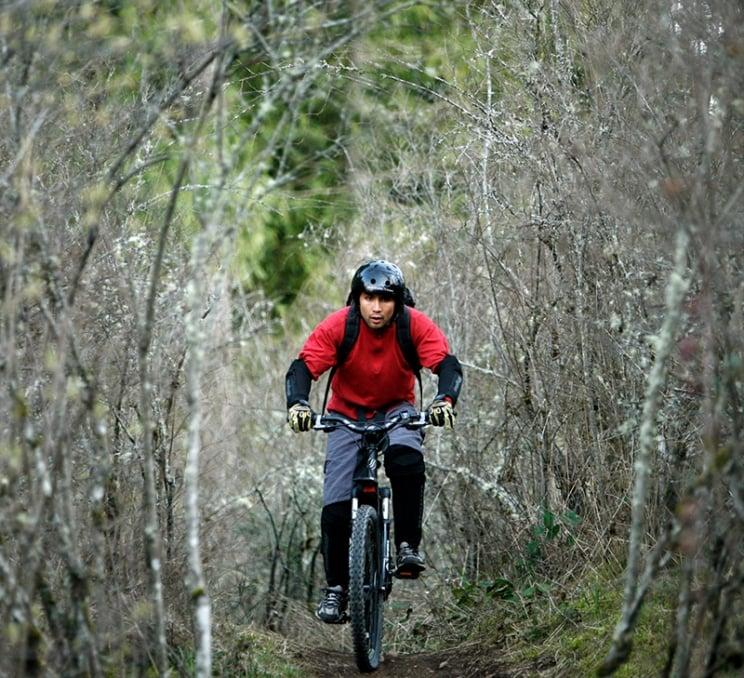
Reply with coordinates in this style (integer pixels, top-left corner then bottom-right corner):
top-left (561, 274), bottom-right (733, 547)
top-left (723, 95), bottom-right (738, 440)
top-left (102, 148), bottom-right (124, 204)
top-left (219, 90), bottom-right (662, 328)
top-left (292, 640), bottom-right (547, 677)
top-left (232, 563), bottom-right (679, 676)
top-left (266, 585), bottom-right (529, 677)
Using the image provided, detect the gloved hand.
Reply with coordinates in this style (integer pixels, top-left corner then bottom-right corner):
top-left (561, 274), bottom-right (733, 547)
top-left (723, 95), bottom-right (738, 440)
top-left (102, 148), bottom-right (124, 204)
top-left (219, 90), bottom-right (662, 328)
top-left (428, 399), bottom-right (455, 429)
top-left (287, 402), bottom-right (312, 433)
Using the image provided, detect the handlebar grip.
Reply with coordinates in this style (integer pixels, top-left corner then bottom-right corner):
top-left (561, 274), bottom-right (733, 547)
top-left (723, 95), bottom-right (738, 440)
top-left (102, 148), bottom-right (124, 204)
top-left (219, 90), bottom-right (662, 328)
top-left (405, 411), bottom-right (429, 428)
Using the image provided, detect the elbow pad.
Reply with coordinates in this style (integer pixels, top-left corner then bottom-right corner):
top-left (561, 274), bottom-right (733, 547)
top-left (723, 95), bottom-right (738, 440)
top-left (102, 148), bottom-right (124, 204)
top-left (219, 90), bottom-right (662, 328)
top-left (435, 354), bottom-right (463, 405)
top-left (285, 358), bottom-right (313, 408)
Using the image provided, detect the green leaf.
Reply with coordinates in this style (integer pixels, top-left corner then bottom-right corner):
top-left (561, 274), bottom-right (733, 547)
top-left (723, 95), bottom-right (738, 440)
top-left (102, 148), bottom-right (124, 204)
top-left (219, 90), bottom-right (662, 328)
top-left (487, 578), bottom-right (516, 600)
top-left (561, 510), bottom-right (582, 527)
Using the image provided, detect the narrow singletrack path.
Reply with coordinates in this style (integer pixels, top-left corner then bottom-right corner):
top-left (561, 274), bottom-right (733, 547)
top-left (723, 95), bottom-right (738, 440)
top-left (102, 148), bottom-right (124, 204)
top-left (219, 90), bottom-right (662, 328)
top-left (296, 643), bottom-right (519, 677)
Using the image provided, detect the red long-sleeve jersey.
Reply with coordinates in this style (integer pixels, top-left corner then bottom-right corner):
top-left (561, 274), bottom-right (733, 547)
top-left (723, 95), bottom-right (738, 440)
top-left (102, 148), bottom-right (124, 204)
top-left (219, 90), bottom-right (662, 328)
top-left (299, 306), bottom-right (451, 419)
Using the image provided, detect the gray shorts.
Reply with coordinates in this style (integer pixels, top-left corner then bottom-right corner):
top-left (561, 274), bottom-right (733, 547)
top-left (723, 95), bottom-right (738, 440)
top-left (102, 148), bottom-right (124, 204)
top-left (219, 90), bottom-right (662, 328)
top-left (322, 403), bottom-right (424, 506)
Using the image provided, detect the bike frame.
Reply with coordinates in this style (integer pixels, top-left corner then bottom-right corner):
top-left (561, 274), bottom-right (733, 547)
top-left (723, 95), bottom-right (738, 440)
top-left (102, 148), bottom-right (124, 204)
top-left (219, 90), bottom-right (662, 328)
top-left (312, 410), bottom-right (428, 669)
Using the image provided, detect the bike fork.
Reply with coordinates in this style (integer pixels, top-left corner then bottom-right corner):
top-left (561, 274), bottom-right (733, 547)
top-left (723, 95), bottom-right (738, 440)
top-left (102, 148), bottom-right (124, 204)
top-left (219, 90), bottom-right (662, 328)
top-left (380, 487), bottom-right (393, 597)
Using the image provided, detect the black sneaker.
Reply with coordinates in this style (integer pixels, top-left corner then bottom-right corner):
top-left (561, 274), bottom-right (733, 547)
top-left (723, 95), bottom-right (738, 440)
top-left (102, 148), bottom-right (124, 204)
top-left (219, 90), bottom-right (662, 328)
top-left (315, 585), bottom-right (348, 624)
top-left (395, 542), bottom-right (426, 578)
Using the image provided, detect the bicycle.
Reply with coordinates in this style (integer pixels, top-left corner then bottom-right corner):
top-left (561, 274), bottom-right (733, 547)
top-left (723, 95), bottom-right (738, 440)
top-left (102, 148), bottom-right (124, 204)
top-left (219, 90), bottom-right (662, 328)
top-left (312, 409), bottom-right (430, 673)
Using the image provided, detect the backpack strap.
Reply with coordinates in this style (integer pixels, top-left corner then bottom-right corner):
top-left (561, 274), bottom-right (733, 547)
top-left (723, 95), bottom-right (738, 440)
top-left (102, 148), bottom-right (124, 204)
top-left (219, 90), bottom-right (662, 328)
top-left (321, 306), bottom-right (361, 414)
top-left (396, 307), bottom-right (423, 406)
top-left (338, 305), bottom-right (361, 366)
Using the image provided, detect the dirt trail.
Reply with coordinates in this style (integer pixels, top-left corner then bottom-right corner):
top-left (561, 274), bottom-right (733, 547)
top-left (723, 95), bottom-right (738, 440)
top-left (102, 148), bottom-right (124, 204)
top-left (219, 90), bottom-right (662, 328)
top-left (285, 585), bottom-right (540, 676)
top-left (296, 643), bottom-right (519, 677)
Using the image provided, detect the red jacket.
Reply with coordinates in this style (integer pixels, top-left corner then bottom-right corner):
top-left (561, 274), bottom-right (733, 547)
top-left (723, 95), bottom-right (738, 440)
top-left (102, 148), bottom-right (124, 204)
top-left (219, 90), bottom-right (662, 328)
top-left (299, 306), bottom-right (451, 419)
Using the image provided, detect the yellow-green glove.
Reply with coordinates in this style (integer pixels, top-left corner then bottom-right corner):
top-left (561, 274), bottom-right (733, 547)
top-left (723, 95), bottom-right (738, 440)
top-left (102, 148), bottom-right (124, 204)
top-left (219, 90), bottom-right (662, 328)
top-left (287, 402), bottom-right (312, 433)
top-left (428, 399), bottom-right (455, 429)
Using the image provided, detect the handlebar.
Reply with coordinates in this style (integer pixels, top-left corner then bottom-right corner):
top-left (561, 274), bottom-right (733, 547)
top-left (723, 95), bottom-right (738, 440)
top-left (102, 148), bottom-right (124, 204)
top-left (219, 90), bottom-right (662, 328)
top-left (312, 410), bottom-right (429, 433)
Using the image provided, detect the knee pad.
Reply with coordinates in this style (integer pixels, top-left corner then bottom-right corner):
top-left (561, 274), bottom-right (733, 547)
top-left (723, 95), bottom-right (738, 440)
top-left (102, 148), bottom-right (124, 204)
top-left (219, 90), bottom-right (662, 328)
top-left (384, 444), bottom-right (425, 478)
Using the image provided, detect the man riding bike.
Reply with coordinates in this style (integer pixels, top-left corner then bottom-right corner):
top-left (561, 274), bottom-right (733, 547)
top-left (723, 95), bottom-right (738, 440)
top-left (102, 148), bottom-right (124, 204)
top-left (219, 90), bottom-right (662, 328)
top-left (285, 260), bottom-right (463, 623)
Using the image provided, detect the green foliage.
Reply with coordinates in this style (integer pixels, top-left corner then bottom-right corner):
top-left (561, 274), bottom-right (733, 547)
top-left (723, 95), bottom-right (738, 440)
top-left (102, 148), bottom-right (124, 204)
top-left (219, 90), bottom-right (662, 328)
top-left (518, 508), bottom-right (582, 575)
top-left (227, 8), bottom-right (357, 307)
top-left (546, 573), bottom-right (675, 676)
top-left (220, 4), bottom-right (481, 308)
top-left (460, 563), bottom-right (678, 677)
top-left (220, 4), bottom-right (483, 313)
top-left (172, 627), bottom-right (303, 677)
top-left (369, 4), bottom-right (473, 84)
top-left (451, 508), bottom-right (583, 612)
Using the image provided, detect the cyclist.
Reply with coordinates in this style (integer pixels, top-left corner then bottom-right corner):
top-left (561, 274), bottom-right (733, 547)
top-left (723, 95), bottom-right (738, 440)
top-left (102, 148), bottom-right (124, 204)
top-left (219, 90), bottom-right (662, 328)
top-left (285, 260), bottom-right (462, 623)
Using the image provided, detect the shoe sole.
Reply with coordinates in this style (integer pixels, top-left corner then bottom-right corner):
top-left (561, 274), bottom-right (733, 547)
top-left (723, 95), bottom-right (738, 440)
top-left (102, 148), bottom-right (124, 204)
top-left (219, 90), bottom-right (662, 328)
top-left (315, 611), bottom-right (349, 624)
top-left (394, 563), bottom-right (426, 579)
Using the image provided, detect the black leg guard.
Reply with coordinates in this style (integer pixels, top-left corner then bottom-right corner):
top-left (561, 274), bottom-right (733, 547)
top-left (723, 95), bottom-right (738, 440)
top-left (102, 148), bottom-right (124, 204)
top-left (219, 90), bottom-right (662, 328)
top-left (391, 474), bottom-right (426, 550)
top-left (320, 500), bottom-right (351, 588)
top-left (385, 445), bottom-right (426, 550)
top-left (384, 444), bottom-right (425, 478)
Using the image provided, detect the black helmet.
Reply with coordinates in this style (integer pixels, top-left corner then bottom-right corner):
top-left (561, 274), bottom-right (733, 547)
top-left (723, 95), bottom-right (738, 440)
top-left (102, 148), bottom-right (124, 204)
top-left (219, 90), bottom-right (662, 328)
top-left (347, 260), bottom-right (406, 306)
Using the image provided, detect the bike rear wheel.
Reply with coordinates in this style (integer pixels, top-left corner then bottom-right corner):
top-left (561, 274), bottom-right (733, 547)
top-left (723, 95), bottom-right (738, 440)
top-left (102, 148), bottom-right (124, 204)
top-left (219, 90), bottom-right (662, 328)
top-left (348, 504), bottom-right (383, 672)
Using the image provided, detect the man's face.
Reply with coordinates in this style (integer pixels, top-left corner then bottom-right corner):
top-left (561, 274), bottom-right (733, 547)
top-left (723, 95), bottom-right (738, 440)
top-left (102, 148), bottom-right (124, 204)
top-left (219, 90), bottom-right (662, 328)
top-left (359, 292), bottom-right (396, 329)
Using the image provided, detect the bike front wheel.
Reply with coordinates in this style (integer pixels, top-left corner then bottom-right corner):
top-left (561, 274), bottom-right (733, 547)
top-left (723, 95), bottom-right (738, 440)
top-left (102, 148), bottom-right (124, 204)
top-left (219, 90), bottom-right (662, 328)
top-left (348, 504), bottom-right (383, 672)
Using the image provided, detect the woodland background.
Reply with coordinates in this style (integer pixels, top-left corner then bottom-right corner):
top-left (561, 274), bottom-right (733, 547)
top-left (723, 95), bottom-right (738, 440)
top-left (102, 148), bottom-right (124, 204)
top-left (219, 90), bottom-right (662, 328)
top-left (2, 1), bottom-right (744, 676)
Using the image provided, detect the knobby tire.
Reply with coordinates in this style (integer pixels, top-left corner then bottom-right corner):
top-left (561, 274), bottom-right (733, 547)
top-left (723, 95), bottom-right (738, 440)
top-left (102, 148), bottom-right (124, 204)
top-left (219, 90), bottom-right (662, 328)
top-left (348, 504), bottom-right (383, 672)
